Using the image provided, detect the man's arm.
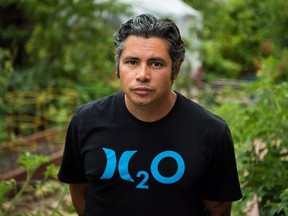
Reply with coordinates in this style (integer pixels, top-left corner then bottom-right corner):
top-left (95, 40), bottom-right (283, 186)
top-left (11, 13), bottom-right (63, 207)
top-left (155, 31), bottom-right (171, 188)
top-left (69, 183), bottom-right (88, 216)
top-left (203, 200), bottom-right (232, 216)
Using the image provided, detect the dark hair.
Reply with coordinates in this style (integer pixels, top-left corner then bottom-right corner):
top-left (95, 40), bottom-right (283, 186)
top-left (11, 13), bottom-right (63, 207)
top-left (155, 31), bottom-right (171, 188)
top-left (114, 13), bottom-right (185, 79)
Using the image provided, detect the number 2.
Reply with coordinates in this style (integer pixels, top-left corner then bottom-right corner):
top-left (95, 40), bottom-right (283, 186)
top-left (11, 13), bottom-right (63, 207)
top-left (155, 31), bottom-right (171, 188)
top-left (136, 171), bottom-right (149, 189)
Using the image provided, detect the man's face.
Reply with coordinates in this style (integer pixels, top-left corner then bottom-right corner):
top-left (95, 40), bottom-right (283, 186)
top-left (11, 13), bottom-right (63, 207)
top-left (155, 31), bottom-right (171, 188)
top-left (119, 35), bottom-right (176, 110)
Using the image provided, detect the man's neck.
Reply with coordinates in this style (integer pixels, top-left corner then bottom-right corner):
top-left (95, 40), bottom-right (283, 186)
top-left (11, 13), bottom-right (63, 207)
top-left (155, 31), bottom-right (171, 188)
top-left (124, 91), bottom-right (177, 122)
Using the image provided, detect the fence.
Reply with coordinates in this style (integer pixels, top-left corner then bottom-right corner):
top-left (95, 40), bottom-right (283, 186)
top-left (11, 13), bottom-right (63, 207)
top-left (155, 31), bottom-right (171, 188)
top-left (3, 88), bottom-right (78, 139)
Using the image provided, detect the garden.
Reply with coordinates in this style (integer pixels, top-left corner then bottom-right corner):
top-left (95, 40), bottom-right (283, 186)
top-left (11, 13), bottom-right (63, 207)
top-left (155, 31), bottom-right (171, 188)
top-left (0, 0), bottom-right (287, 215)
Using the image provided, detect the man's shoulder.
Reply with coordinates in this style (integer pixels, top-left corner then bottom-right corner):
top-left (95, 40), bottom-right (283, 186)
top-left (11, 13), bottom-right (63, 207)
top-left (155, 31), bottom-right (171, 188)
top-left (177, 92), bottom-right (227, 128)
top-left (75, 92), bottom-right (122, 117)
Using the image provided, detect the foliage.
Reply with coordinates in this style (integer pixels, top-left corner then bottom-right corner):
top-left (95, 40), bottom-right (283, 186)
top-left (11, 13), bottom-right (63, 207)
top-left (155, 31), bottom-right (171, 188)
top-left (0, 48), bottom-right (13, 89)
top-left (0, 152), bottom-right (71, 216)
top-left (0, 0), bottom-right (130, 141)
top-left (17, 152), bottom-right (50, 173)
top-left (0, 48), bottom-right (14, 141)
top-left (0, 180), bottom-right (15, 207)
top-left (0, 152), bottom-right (49, 215)
top-left (184, 0), bottom-right (288, 79)
top-left (2, 88), bottom-right (80, 141)
top-left (209, 72), bottom-right (288, 214)
top-left (1, 0), bottom-right (127, 94)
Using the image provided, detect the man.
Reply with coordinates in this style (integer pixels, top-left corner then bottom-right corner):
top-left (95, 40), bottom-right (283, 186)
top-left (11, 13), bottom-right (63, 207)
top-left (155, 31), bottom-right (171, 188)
top-left (58, 14), bottom-right (242, 216)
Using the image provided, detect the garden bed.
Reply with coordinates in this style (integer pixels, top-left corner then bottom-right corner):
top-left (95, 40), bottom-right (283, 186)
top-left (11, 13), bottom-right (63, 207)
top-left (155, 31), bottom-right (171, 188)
top-left (0, 128), bottom-right (65, 181)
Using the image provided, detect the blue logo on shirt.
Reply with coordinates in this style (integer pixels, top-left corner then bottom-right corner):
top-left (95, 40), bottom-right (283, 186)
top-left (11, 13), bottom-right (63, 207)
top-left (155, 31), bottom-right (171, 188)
top-left (100, 148), bottom-right (185, 189)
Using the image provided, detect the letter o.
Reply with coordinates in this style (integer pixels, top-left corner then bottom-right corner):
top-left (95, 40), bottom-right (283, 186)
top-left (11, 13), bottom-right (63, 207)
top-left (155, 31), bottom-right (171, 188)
top-left (150, 151), bottom-right (185, 184)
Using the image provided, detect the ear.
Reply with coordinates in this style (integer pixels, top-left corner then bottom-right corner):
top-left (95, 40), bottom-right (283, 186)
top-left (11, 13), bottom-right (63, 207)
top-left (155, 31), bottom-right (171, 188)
top-left (172, 73), bottom-right (179, 80)
top-left (116, 65), bottom-right (120, 78)
top-left (172, 71), bottom-right (179, 80)
top-left (116, 70), bottom-right (120, 79)
top-left (171, 63), bottom-right (181, 80)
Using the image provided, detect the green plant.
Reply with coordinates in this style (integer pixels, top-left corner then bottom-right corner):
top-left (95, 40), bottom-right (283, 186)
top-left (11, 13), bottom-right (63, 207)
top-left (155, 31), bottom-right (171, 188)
top-left (266, 188), bottom-right (288, 215)
top-left (0, 0), bottom-right (130, 142)
top-left (0, 152), bottom-right (50, 215)
top-left (211, 76), bottom-right (288, 215)
top-left (0, 151), bottom-right (73, 216)
top-left (1, 0), bottom-right (128, 94)
top-left (0, 48), bottom-right (13, 89)
top-left (0, 180), bottom-right (15, 209)
top-left (184, 0), bottom-right (288, 79)
top-left (0, 48), bottom-right (14, 142)
top-left (43, 164), bottom-right (72, 215)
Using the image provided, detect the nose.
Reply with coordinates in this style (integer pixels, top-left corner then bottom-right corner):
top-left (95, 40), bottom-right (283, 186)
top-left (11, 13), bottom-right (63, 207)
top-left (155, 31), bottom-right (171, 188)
top-left (136, 64), bottom-right (151, 82)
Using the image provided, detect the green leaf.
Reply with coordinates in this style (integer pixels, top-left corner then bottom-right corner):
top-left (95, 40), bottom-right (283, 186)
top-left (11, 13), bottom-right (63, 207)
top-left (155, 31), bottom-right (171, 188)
top-left (16, 152), bottom-right (50, 173)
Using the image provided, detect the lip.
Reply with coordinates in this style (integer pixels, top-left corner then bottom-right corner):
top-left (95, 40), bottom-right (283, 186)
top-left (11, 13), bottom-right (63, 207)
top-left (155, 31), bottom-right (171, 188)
top-left (132, 87), bottom-right (153, 96)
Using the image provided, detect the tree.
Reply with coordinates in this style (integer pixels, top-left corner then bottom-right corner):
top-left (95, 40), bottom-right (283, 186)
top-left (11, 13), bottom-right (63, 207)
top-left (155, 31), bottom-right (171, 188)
top-left (0, 0), bottom-right (128, 94)
top-left (183, 0), bottom-right (288, 80)
top-left (0, 0), bottom-right (130, 140)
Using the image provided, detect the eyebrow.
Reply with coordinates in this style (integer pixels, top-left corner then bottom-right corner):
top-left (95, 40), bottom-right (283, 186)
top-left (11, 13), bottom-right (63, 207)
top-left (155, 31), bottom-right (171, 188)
top-left (123, 56), bottom-right (139, 61)
top-left (149, 57), bottom-right (166, 62)
top-left (123, 56), bottom-right (166, 63)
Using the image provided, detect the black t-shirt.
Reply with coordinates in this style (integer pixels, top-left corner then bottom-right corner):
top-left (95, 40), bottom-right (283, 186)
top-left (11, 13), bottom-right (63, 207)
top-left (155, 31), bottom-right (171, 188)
top-left (58, 91), bottom-right (242, 216)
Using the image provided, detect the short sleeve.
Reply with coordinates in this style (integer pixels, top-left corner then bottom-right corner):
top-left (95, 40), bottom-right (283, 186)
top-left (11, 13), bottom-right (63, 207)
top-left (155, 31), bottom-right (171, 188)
top-left (58, 107), bottom-right (87, 183)
top-left (201, 126), bottom-right (242, 201)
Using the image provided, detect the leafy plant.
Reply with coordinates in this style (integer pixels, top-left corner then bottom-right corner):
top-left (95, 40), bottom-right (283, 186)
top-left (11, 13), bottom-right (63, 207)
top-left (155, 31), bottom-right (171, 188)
top-left (211, 75), bottom-right (288, 215)
top-left (184, 0), bottom-right (288, 79)
top-left (0, 0), bottom-right (130, 142)
top-left (0, 180), bottom-right (16, 209)
top-left (0, 48), bottom-right (14, 142)
top-left (0, 152), bottom-right (50, 215)
top-left (1, 0), bottom-right (127, 93)
top-left (0, 152), bottom-right (73, 215)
